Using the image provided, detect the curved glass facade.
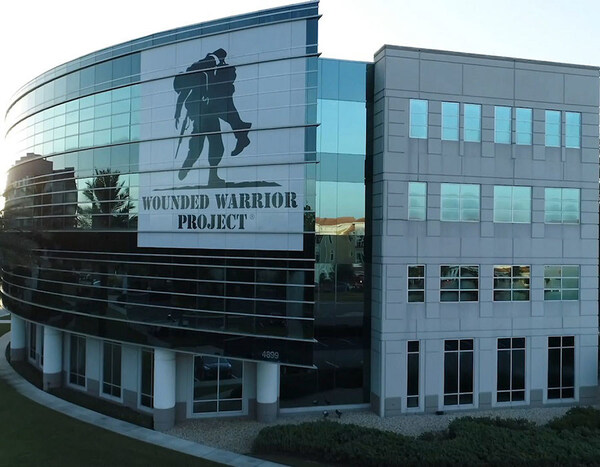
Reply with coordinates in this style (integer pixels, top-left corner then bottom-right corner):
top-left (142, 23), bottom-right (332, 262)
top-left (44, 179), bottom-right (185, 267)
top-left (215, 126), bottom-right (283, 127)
top-left (3, 1), bottom-right (369, 407)
top-left (3, 3), bottom-right (321, 367)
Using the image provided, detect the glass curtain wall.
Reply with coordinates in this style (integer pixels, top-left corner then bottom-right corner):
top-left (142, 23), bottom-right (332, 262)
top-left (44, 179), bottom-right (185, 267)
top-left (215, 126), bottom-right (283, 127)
top-left (2, 5), bottom-right (320, 367)
top-left (280, 58), bottom-right (369, 408)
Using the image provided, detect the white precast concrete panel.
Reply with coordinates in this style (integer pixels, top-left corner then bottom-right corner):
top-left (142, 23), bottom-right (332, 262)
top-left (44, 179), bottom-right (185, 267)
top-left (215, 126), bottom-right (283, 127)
top-left (137, 21), bottom-right (309, 250)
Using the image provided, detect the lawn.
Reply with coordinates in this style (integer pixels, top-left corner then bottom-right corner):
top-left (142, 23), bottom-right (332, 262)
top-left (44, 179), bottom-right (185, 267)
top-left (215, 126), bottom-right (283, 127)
top-left (0, 324), bottom-right (220, 467)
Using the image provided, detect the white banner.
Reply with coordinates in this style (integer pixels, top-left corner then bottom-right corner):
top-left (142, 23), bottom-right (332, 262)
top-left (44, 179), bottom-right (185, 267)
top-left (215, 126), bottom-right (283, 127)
top-left (137, 21), bottom-right (308, 250)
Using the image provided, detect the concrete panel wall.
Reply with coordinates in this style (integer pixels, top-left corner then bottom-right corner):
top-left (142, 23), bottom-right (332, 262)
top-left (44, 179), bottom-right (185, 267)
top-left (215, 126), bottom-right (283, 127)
top-left (371, 46), bottom-right (599, 415)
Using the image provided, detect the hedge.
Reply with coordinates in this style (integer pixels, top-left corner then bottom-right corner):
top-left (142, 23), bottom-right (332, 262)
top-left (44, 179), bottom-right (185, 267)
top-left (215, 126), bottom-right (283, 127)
top-left (253, 408), bottom-right (600, 466)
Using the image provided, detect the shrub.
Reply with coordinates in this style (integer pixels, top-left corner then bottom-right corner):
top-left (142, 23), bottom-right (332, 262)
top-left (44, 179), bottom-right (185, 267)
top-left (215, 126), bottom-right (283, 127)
top-left (253, 413), bottom-right (600, 466)
top-left (548, 407), bottom-right (600, 432)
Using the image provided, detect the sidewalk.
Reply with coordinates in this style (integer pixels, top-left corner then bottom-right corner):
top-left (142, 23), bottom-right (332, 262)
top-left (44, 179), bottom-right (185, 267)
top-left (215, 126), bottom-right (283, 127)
top-left (0, 332), bottom-right (281, 467)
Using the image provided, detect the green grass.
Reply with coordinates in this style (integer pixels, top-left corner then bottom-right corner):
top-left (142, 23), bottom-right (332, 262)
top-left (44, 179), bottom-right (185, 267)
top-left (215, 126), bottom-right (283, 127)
top-left (0, 323), bottom-right (221, 466)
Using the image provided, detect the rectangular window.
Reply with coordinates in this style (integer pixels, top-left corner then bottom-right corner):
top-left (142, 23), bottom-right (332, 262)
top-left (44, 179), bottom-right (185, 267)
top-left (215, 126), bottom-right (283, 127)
top-left (29, 323), bottom-right (37, 361)
top-left (565, 112), bottom-right (581, 148)
top-left (544, 188), bottom-right (580, 223)
top-left (544, 265), bottom-right (579, 301)
top-left (441, 102), bottom-right (459, 141)
top-left (440, 265), bottom-right (479, 302)
top-left (409, 99), bottom-right (428, 139)
top-left (493, 266), bottom-right (530, 301)
top-left (102, 342), bottom-right (122, 398)
top-left (408, 265), bottom-right (425, 303)
top-left (545, 110), bottom-right (561, 147)
top-left (548, 336), bottom-right (575, 399)
top-left (463, 104), bottom-right (481, 142)
top-left (440, 183), bottom-right (480, 222)
top-left (515, 108), bottom-right (532, 145)
top-left (497, 338), bottom-right (525, 402)
top-left (140, 349), bottom-right (154, 409)
top-left (39, 330), bottom-right (44, 367)
top-left (407, 341), bottom-right (420, 408)
top-left (493, 186), bottom-right (531, 223)
top-left (69, 335), bottom-right (86, 387)
top-left (193, 356), bottom-right (243, 413)
top-left (494, 106), bottom-right (511, 143)
top-left (408, 182), bottom-right (426, 221)
top-left (444, 339), bottom-right (474, 406)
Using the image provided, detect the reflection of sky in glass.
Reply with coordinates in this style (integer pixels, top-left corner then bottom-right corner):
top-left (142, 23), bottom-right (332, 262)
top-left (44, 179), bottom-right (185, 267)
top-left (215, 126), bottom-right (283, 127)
top-left (316, 181), bottom-right (365, 219)
top-left (317, 99), bottom-right (366, 155)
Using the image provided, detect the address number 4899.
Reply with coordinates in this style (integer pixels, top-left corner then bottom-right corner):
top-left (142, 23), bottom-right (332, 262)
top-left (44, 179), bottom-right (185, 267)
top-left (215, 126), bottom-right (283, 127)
top-left (261, 351), bottom-right (279, 360)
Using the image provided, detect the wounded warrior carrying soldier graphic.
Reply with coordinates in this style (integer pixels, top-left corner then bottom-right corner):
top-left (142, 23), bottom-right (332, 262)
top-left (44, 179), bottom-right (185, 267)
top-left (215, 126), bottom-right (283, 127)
top-left (173, 48), bottom-right (252, 186)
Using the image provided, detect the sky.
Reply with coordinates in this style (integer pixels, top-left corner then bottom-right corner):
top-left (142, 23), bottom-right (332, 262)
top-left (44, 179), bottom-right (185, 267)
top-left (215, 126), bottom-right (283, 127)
top-left (1, 0), bottom-right (600, 194)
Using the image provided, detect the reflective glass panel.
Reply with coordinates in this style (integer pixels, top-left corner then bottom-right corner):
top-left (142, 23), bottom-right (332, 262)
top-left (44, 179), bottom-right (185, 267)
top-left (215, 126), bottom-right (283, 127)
top-left (565, 112), bottom-right (581, 148)
top-left (463, 104), bottom-right (481, 142)
top-left (441, 102), bottom-right (459, 141)
top-left (545, 188), bottom-right (579, 223)
top-left (545, 110), bottom-right (561, 147)
top-left (515, 108), bottom-right (532, 145)
top-left (409, 99), bottom-right (428, 139)
top-left (408, 182), bottom-right (426, 221)
top-left (494, 106), bottom-right (511, 144)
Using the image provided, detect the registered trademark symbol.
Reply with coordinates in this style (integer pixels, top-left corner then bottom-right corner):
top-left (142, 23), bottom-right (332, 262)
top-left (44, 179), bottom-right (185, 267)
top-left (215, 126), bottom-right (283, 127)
top-left (250, 214), bottom-right (255, 220)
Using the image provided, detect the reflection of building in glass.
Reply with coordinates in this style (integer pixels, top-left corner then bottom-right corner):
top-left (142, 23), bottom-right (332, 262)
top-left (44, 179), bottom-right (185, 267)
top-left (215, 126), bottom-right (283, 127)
top-left (2, 1), bottom-right (598, 430)
top-left (4, 153), bottom-right (77, 230)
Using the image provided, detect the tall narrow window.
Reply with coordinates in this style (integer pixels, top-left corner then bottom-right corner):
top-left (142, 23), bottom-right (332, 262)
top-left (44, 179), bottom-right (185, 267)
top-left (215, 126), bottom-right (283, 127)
top-left (140, 349), bottom-right (154, 408)
top-left (544, 265), bottom-right (579, 301)
top-left (493, 266), bottom-right (530, 301)
top-left (548, 336), bottom-right (575, 399)
top-left (463, 104), bottom-right (481, 142)
top-left (407, 265), bottom-right (425, 302)
top-left (407, 341), bottom-right (420, 408)
top-left (544, 188), bottom-right (580, 224)
top-left (493, 186), bottom-right (531, 223)
top-left (440, 265), bottom-right (479, 302)
top-left (39, 329), bottom-right (44, 367)
top-left (408, 182), bottom-right (426, 221)
top-left (545, 110), bottom-right (561, 147)
top-left (102, 342), bottom-right (122, 398)
top-left (442, 102), bottom-right (459, 141)
top-left (29, 323), bottom-right (37, 361)
top-left (515, 108), bottom-right (532, 145)
top-left (565, 112), bottom-right (581, 148)
top-left (494, 106), bottom-right (511, 143)
top-left (497, 338), bottom-right (525, 402)
top-left (409, 99), bottom-right (428, 139)
top-left (440, 183), bottom-right (480, 222)
top-left (444, 339), bottom-right (474, 406)
top-left (69, 335), bottom-right (86, 387)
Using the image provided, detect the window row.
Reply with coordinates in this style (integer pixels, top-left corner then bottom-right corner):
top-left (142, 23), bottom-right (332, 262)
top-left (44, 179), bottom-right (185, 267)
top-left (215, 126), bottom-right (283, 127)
top-left (410, 99), bottom-right (582, 148)
top-left (406, 336), bottom-right (574, 408)
top-left (408, 182), bottom-right (580, 224)
top-left (64, 335), bottom-right (243, 414)
top-left (407, 264), bottom-right (579, 303)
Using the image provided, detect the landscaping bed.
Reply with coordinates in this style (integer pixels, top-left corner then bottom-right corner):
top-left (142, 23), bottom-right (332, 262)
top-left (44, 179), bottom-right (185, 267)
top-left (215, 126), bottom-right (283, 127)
top-left (253, 408), bottom-right (600, 466)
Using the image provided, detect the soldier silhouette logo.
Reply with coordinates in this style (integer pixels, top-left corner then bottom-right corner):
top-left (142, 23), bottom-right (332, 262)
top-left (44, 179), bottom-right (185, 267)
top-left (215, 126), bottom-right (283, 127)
top-left (173, 48), bottom-right (252, 187)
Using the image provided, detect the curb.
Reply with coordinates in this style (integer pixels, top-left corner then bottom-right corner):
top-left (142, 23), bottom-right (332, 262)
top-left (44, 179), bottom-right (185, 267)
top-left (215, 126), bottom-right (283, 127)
top-left (0, 332), bottom-right (282, 467)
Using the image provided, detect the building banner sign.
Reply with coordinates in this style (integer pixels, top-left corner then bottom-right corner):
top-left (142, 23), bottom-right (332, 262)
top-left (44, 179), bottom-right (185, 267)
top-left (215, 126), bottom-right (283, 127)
top-left (137, 21), bottom-right (308, 250)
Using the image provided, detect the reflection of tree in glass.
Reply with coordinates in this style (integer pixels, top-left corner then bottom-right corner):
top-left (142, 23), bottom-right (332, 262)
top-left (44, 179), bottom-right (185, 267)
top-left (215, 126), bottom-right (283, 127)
top-left (78, 169), bottom-right (134, 229)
